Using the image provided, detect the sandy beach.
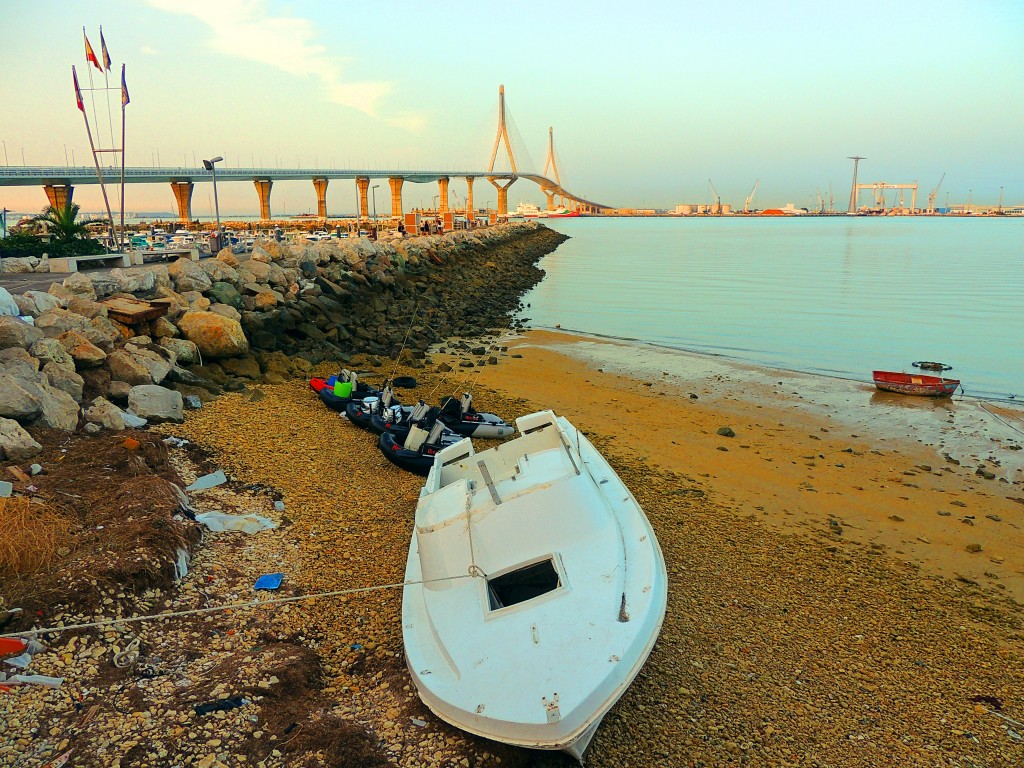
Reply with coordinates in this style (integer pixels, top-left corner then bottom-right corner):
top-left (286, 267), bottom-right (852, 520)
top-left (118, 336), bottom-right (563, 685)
top-left (4, 329), bottom-right (1023, 767)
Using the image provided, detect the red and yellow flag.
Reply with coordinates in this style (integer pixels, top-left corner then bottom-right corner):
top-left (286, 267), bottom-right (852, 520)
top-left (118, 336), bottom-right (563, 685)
top-left (100, 27), bottom-right (112, 71)
top-left (83, 28), bottom-right (102, 71)
top-left (72, 66), bottom-right (84, 112)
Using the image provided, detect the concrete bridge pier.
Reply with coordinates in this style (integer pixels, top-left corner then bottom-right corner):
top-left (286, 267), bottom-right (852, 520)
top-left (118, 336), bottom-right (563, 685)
top-left (43, 184), bottom-right (74, 211)
top-left (542, 187), bottom-right (556, 211)
top-left (356, 177), bottom-right (370, 220)
top-left (487, 177), bottom-right (515, 216)
top-left (254, 180), bottom-right (273, 222)
top-left (389, 177), bottom-right (404, 218)
top-left (437, 177), bottom-right (450, 213)
top-left (465, 177), bottom-right (474, 223)
top-left (170, 182), bottom-right (194, 223)
top-left (313, 178), bottom-right (329, 220)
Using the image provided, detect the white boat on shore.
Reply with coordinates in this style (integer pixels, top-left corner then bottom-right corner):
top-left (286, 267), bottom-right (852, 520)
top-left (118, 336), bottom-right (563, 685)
top-left (402, 410), bottom-right (667, 762)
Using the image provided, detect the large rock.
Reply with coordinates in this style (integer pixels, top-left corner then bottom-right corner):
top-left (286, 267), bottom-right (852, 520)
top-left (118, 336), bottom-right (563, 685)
top-left (128, 384), bottom-right (183, 424)
top-left (220, 355), bottom-right (262, 379)
top-left (109, 267), bottom-right (157, 295)
top-left (0, 316), bottom-right (45, 350)
top-left (209, 303), bottom-right (241, 322)
top-left (43, 361), bottom-right (84, 402)
top-left (58, 331), bottom-right (108, 368)
top-left (149, 317), bottom-right (178, 338)
top-left (176, 311), bottom-right (248, 358)
top-left (24, 290), bottom-right (63, 315)
top-left (238, 260), bottom-right (271, 283)
top-left (83, 396), bottom-right (127, 430)
top-left (106, 348), bottom-right (154, 385)
top-left (122, 343), bottom-right (173, 384)
top-left (216, 248), bottom-right (239, 267)
top-left (66, 296), bottom-right (106, 319)
top-left (168, 258), bottom-right (212, 293)
top-left (0, 373), bottom-right (43, 420)
top-left (30, 338), bottom-right (75, 371)
top-left (35, 385), bottom-right (80, 431)
top-left (0, 256), bottom-right (39, 274)
top-left (62, 272), bottom-right (97, 301)
top-left (0, 417), bottom-right (42, 461)
top-left (208, 282), bottom-right (242, 308)
top-left (201, 260), bottom-right (240, 284)
top-left (159, 338), bottom-right (199, 366)
top-left (34, 308), bottom-right (91, 337)
top-left (0, 287), bottom-right (20, 316)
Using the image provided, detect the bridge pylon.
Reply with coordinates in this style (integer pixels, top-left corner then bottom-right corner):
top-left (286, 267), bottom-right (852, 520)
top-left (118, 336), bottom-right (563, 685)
top-left (487, 84), bottom-right (517, 216)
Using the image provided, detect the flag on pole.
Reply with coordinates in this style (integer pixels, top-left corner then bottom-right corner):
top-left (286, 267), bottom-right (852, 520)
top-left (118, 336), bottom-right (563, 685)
top-left (100, 27), bottom-right (112, 71)
top-left (121, 64), bottom-right (130, 107)
top-left (73, 66), bottom-right (85, 112)
top-left (84, 28), bottom-right (102, 71)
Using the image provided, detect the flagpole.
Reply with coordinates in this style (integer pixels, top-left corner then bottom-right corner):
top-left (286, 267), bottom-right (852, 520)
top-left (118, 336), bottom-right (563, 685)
top-left (100, 26), bottom-right (121, 225)
top-left (83, 29), bottom-right (103, 158)
top-left (120, 64), bottom-right (127, 250)
top-left (75, 65), bottom-right (117, 250)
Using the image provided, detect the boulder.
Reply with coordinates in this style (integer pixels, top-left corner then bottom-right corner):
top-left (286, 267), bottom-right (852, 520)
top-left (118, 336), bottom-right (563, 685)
top-left (216, 248), bottom-right (239, 267)
top-left (43, 361), bottom-right (84, 402)
top-left (66, 296), bottom-right (107, 319)
top-left (128, 384), bottom-right (184, 424)
top-left (62, 272), bottom-right (97, 301)
top-left (106, 348), bottom-right (154, 386)
top-left (29, 338), bottom-right (75, 371)
top-left (208, 282), bottom-right (242, 308)
top-left (0, 256), bottom-right (38, 274)
top-left (109, 267), bottom-right (157, 295)
top-left (109, 380), bottom-right (131, 404)
top-left (181, 292), bottom-right (211, 311)
top-left (122, 343), bottom-right (173, 384)
top-left (220, 355), bottom-right (262, 379)
top-left (254, 291), bottom-right (278, 310)
top-left (158, 338), bottom-right (199, 366)
top-left (250, 245), bottom-right (272, 263)
top-left (0, 417), bottom-right (42, 461)
top-left (0, 347), bottom-right (38, 369)
top-left (24, 290), bottom-right (64, 315)
top-left (58, 331), bottom-right (108, 368)
top-left (238, 260), bottom-right (271, 283)
top-left (34, 308), bottom-right (91, 337)
top-left (88, 316), bottom-right (121, 348)
top-left (0, 373), bottom-right (43, 420)
top-left (168, 257), bottom-right (212, 293)
top-left (200, 260), bottom-right (240, 284)
top-left (149, 316), bottom-right (178, 338)
top-left (35, 385), bottom-right (80, 431)
top-left (0, 287), bottom-right (20, 316)
top-left (0, 316), bottom-right (45, 350)
top-left (83, 396), bottom-right (127, 430)
top-left (209, 303), bottom-right (242, 322)
top-left (176, 311), bottom-right (248, 358)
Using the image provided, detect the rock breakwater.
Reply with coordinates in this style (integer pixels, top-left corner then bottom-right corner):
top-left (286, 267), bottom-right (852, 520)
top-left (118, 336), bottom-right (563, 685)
top-left (0, 222), bottom-right (566, 463)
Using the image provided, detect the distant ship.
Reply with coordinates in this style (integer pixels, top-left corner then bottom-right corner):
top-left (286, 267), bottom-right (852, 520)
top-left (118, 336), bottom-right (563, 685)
top-left (512, 202), bottom-right (541, 218)
top-left (543, 207), bottom-right (581, 218)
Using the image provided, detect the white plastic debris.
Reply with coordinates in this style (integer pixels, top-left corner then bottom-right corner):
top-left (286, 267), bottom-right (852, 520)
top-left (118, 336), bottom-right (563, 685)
top-left (186, 470), bottom-right (227, 492)
top-left (273, 501), bottom-right (285, 512)
top-left (121, 410), bottom-right (148, 429)
top-left (0, 672), bottom-right (64, 688)
top-left (194, 511), bottom-right (277, 534)
top-left (173, 547), bottom-right (191, 580)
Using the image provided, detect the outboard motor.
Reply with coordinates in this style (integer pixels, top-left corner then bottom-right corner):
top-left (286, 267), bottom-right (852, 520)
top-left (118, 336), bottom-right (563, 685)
top-left (460, 392), bottom-right (473, 416)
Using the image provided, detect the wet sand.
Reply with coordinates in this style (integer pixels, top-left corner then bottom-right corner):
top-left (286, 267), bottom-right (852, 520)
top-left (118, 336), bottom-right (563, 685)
top-left (466, 330), bottom-right (1024, 604)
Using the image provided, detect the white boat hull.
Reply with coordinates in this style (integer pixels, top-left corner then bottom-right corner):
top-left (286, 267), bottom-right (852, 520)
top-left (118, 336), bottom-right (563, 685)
top-left (402, 411), bottom-right (668, 761)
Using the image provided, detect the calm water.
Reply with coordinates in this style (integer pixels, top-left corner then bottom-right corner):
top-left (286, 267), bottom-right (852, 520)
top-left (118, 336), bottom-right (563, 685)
top-left (523, 217), bottom-right (1024, 400)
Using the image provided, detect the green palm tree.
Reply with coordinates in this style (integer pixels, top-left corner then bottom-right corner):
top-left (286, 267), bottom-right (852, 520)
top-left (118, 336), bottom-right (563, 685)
top-left (31, 202), bottom-right (94, 242)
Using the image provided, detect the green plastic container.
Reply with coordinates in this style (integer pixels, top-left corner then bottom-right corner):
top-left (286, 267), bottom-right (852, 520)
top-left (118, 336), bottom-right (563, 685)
top-left (333, 381), bottom-right (353, 398)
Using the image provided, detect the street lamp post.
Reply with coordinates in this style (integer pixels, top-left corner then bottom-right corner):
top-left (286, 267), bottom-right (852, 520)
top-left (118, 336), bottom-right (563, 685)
top-left (203, 156), bottom-right (224, 249)
top-left (371, 184), bottom-right (379, 228)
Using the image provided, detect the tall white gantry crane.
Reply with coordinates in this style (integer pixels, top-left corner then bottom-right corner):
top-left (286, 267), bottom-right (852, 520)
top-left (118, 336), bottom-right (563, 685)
top-left (744, 179), bottom-right (759, 213)
top-left (926, 173), bottom-right (945, 214)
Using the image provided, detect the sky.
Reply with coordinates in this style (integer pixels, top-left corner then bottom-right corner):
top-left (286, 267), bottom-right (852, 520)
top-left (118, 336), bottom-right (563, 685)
top-left (1, 0), bottom-right (1022, 216)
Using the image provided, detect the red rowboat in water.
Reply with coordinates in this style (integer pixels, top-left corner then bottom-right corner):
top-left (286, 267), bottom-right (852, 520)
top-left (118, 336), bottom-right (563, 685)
top-left (872, 370), bottom-right (960, 397)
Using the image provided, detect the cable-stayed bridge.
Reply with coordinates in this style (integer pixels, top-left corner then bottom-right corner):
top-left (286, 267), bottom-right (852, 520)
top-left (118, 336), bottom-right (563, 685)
top-left (0, 86), bottom-right (610, 222)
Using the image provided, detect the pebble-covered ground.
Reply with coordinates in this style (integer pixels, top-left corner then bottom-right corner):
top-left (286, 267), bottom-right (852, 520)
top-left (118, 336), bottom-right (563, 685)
top-left (4, 353), bottom-right (1024, 767)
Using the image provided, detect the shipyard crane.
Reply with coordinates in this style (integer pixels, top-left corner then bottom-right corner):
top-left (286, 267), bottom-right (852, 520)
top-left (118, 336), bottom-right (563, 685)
top-left (744, 179), bottom-right (759, 213)
top-left (926, 172), bottom-right (945, 214)
top-left (708, 178), bottom-right (722, 215)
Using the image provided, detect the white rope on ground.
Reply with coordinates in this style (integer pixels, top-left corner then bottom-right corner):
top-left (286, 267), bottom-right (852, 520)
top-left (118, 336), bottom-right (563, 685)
top-left (978, 401), bottom-right (1024, 438)
top-left (386, 301), bottom-right (419, 383)
top-left (0, 575), bottom-right (475, 639)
